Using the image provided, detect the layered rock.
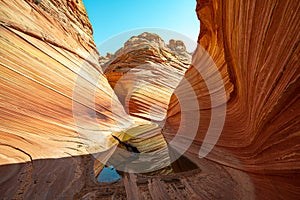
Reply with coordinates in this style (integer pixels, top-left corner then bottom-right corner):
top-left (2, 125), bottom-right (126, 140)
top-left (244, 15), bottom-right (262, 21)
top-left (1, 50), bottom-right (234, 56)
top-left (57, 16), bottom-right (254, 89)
top-left (164, 0), bottom-right (300, 199)
top-left (103, 32), bottom-right (191, 121)
top-left (0, 0), bottom-right (299, 199)
top-left (0, 1), bottom-right (188, 198)
top-left (0, 0), bottom-right (134, 198)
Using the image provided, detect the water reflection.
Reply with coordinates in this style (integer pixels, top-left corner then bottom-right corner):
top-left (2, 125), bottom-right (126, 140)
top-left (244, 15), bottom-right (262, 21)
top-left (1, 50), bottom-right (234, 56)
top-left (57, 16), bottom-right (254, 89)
top-left (97, 166), bottom-right (121, 182)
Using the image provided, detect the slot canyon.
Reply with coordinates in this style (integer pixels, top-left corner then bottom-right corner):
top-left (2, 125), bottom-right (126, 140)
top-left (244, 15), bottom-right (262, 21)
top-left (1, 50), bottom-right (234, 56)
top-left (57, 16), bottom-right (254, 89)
top-left (0, 0), bottom-right (299, 199)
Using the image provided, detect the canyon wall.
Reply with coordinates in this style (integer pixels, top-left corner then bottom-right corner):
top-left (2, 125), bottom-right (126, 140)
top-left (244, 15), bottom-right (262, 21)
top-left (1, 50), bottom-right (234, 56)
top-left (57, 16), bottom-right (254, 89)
top-left (0, 0), bottom-right (299, 199)
top-left (0, 0), bottom-right (134, 198)
top-left (164, 0), bottom-right (300, 198)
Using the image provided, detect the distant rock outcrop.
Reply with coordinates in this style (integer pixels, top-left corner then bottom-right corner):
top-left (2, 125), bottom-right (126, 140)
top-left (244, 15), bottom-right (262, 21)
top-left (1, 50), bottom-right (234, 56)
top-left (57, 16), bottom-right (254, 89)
top-left (102, 32), bottom-right (191, 121)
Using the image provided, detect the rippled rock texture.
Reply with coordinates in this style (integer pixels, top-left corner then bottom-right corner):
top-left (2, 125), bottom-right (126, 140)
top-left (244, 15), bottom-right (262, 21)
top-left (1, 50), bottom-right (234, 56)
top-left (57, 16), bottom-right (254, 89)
top-left (103, 32), bottom-right (191, 121)
top-left (164, 0), bottom-right (299, 199)
top-left (0, 0), bottom-right (133, 198)
top-left (0, 0), bottom-right (299, 199)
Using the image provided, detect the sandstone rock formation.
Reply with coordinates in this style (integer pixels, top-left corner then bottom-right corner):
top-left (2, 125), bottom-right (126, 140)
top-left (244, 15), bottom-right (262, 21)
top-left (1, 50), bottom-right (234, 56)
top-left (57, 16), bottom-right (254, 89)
top-left (0, 0), bottom-right (299, 199)
top-left (164, 0), bottom-right (300, 199)
top-left (102, 32), bottom-right (191, 121)
top-left (0, 0), bottom-right (133, 198)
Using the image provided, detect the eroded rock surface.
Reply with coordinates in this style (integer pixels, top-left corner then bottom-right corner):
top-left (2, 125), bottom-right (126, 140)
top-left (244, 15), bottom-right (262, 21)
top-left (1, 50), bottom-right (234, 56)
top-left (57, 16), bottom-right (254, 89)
top-left (0, 0), bottom-right (299, 199)
top-left (103, 32), bottom-right (191, 121)
top-left (164, 0), bottom-right (300, 199)
top-left (0, 0), bottom-right (133, 198)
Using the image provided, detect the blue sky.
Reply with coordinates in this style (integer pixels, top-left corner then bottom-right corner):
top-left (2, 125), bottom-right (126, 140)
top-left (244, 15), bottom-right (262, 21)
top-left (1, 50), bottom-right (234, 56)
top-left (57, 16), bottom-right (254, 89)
top-left (82, 0), bottom-right (199, 54)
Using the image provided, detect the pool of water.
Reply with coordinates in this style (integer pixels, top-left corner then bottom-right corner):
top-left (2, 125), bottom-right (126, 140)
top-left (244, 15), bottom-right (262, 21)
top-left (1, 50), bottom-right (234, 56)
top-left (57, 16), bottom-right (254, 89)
top-left (97, 166), bottom-right (121, 182)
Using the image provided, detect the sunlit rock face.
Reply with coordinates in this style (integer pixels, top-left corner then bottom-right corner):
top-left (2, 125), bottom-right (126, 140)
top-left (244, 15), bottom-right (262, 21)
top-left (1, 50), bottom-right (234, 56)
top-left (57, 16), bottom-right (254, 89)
top-left (0, 0), bottom-right (141, 157)
top-left (0, 0), bottom-right (133, 198)
top-left (0, 0), bottom-right (299, 199)
top-left (103, 32), bottom-right (191, 121)
top-left (164, 0), bottom-right (300, 199)
top-left (102, 34), bottom-right (195, 174)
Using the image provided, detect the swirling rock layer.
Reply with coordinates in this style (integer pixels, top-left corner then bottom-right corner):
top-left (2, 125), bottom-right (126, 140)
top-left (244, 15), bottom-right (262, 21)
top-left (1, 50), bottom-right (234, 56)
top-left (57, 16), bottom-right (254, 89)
top-left (103, 32), bottom-right (191, 121)
top-left (0, 0), bottom-right (299, 199)
top-left (165, 0), bottom-right (300, 198)
top-left (0, 0), bottom-right (133, 198)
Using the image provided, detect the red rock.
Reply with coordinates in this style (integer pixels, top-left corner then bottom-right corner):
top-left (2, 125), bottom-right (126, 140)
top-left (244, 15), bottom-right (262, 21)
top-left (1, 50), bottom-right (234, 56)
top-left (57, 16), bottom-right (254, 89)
top-left (165, 0), bottom-right (300, 198)
top-left (104, 32), bottom-right (191, 121)
top-left (0, 0), bottom-right (299, 199)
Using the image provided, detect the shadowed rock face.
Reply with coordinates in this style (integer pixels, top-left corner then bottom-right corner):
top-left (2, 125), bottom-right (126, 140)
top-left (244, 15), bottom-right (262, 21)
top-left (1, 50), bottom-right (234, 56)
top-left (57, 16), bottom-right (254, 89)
top-left (0, 0), bottom-right (299, 200)
top-left (165, 0), bottom-right (300, 198)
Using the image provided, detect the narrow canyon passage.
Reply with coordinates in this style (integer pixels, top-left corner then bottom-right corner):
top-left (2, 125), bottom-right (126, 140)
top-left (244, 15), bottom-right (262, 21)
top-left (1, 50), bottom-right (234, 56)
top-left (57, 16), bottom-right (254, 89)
top-left (0, 0), bottom-right (299, 199)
